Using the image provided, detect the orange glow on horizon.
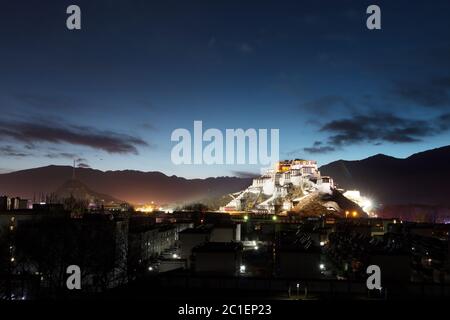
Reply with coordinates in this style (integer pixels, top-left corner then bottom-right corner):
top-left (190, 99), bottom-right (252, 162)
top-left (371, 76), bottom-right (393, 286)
top-left (135, 204), bottom-right (155, 213)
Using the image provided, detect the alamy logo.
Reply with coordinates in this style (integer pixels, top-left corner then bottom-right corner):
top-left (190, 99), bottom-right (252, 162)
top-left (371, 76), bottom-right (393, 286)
top-left (66, 5), bottom-right (81, 30)
top-left (366, 265), bottom-right (382, 290)
top-left (171, 121), bottom-right (279, 166)
top-left (366, 5), bottom-right (381, 30)
top-left (66, 265), bottom-right (81, 290)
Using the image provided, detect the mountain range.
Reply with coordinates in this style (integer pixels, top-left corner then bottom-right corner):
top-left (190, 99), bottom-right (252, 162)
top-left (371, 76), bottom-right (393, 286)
top-left (1, 145), bottom-right (450, 206)
top-left (320, 145), bottom-right (450, 206)
top-left (0, 166), bottom-right (252, 205)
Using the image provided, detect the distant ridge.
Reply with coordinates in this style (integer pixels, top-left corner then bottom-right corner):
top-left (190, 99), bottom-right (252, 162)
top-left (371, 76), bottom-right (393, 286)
top-left (2, 145), bottom-right (450, 206)
top-left (55, 178), bottom-right (119, 203)
top-left (320, 145), bottom-right (450, 205)
top-left (0, 165), bottom-right (252, 204)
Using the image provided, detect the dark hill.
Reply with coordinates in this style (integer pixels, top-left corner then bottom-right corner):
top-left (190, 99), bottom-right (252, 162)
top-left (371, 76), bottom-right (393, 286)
top-left (0, 166), bottom-right (252, 204)
top-left (320, 145), bottom-right (450, 205)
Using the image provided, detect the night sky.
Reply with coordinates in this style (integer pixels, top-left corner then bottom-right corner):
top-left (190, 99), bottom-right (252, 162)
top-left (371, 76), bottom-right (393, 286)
top-left (0, 0), bottom-right (449, 178)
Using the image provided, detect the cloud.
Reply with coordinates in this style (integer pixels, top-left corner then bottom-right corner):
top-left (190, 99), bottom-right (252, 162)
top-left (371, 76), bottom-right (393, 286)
top-left (303, 112), bottom-right (450, 153)
top-left (0, 145), bottom-right (30, 157)
top-left (0, 120), bottom-right (149, 154)
top-left (320, 113), bottom-right (436, 146)
top-left (44, 152), bottom-right (79, 159)
top-left (77, 162), bottom-right (91, 169)
top-left (303, 141), bottom-right (336, 154)
top-left (75, 158), bottom-right (90, 168)
top-left (393, 76), bottom-right (450, 108)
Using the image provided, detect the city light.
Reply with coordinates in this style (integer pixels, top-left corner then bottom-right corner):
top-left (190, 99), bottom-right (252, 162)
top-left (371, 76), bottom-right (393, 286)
top-left (362, 199), bottom-right (373, 212)
top-left (172, 253), bottom-right (179, 259)
top-left (243, 215), bottom-right (249, 221)
top-left (272, 215), bottom-right (277, 221)
top-left (240, 265), bottom-right (246, 273)
top-left (148, 266), bottom-right (153, 271)
top-left (352, 211), bottom-right (357, 217)
top-left (319, 263), bottom-right (325, 270)
top-left (320, 241), bottom-right (325, 246)
top-left (135, 204), bottom-right (155, 213)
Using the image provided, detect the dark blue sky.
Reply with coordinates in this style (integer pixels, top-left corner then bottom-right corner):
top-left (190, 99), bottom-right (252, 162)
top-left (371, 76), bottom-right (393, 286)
top-left (1, 0), bottom-right (449, 178)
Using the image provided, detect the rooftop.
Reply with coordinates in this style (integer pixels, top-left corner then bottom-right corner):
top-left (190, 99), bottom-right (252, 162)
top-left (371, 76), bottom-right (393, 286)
top-left (192, 242), bottom-right (243, 253)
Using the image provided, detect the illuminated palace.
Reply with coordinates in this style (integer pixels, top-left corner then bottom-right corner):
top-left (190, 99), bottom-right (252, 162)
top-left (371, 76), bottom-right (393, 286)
top-left (221, 159), bottom-right (334, 214)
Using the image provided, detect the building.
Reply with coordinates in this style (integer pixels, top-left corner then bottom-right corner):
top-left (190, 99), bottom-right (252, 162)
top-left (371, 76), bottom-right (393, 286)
top-left (192, 242), bottom-right (243, 276)
top-left (0, 196), bottom-right (12, 211)
top-left (275, 229), bottom-right (322, 279)
top-left (368, 252), bottom-right (411, 283)
top-left (179, 225), bottom-right (212, 267)
top-left (221, 159), bottom-right (328, 214)
top-left (276, 245), bottom-right (322, 279)
top-left (210, 223), bottom-right (241, 242)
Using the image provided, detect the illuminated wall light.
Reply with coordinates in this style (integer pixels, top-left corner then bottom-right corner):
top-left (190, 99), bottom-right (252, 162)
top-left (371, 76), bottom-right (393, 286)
top-left (240, 265), bottom-right (246, 273)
